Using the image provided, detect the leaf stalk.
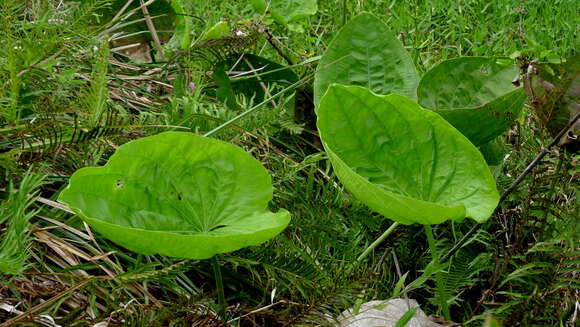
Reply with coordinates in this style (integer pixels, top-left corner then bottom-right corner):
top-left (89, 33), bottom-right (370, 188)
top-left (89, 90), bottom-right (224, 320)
top-left (212, 255), bottom-right (227, 320)
top-left (357, 221), bottom-right (399, 262)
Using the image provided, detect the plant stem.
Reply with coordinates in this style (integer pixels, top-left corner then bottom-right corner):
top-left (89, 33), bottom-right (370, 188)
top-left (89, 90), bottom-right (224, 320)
top-left (424, 225), bottom-right (451, 320)
top-left (211, 255), bottom-right (226, 319)
top-left (357, 221), bottom-right (399, 262)
top-left (342, 0), bottom-right (348, 27)
top-left (203, 78), bottom-right (307, 137)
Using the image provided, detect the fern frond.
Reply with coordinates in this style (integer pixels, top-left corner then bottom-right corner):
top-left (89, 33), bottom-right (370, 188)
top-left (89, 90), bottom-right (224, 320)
top-left (115, 260), bottom-right (191, 284)
top-left (0, 109), bottom-right (126, 168)
top-left (441, 250), bottom-right (492, 305)
top-left (0, 171), bottom-right (46, 275)
top-left (85, 37), bottom-right (111, 127)
top-left (181, 26), bottom-right (259, 67)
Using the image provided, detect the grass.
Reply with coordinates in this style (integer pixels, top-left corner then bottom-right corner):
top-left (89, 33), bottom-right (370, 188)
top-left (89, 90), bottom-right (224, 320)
top-left (328, 0), bottom-right (579, 67)
top-left (0, 0), bottom-right (578, 326)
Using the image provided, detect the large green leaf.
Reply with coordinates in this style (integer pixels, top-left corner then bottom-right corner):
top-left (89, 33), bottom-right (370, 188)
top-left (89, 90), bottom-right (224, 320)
top-left (58, 132), bottom-right (290, 259)
top-left (418, 57), bottom-right (525, 146)
top-left (317, 85), bottom-right (499, 225)
top-left (314, 13), bottom-right (419, 108)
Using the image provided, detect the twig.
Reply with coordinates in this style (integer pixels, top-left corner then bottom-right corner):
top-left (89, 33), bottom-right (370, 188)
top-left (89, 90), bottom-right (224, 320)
top-left (242, 55), bottom-right (278, 107)
top-left (227, 300), bottom-right (290, 323)
top-left (372, 248), bottom-right (391, 275)
top-left (0, 278), bottom-right (93, 327)
top-left (34, 200), bottom-right (164, 307)
top-left (98, 0), bottom-right (158, 37)
top-left (256, 25), bottom-right (295, 66)
top-left (36, 196), bottom-right (75, 214)
top-left (391, 249), bottom-right (411, 310)
top-left (499, 111), bottom-right (580, 203)
top-left (111, 0), bottom-right (136, 23)
top-left (17, 46), bottom-right (67, 77)
top-left (440, 109), bottom-right (580, 263)
top-left (139, 0), bottom-right (165, 60)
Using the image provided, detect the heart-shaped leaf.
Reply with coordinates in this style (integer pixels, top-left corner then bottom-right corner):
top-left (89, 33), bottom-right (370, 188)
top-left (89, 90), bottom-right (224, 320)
top-left (317, 84), bottom-right (499, 225)
top-left (58, 132), bottom-right (290, 259)
top-left (418, 57), bottom-right (525, 146)
top-left (314, 13), bottom-right (419, 108)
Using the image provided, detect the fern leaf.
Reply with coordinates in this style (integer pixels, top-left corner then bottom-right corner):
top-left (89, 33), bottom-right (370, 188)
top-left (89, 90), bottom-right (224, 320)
top-left (0, 172), bottom-right (46, 275)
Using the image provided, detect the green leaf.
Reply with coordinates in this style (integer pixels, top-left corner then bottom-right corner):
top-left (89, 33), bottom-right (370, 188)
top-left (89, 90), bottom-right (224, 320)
top-left (200, 21), bottom-right (231, 41)
top-left (166, 0), bottom-right (192, 50)
top-left (482, 314), bottom-right (503, 327)
top-left (526, 56), bottom-right (579, 146)
top-left (314, 13), bottom-right (419, 108)
top-left (58, 132), bottom-right (290, 259)
top-left (391, 272), bottom-right (408, 298)
top-left (214, 53), bottom-right (298, 105)
top-left (394, 307), bottom-right (419, 327)
top-left (418, 57), bottom-right (525, 146)
top-left (212, 69), bottom-right (240, 110)
top-left (317, 85), bottom-right (499, 225)
top-left (479, 137), bottom-right (508, 166)
top-left (251, 0), bottom-right (317, 27)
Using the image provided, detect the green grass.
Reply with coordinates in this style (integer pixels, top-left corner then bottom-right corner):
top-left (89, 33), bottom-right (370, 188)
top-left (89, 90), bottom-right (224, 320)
top-left (0, 0), bottom-right (578, 326)
top-left (321, 0), bottom-right (579, 68)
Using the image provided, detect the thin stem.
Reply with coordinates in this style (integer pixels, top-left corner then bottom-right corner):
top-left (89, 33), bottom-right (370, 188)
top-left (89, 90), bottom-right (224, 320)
top-left (139, 0), bottom-right (165, 60)
top-left (211, 255), bottom-right (226, 319)
top-left (260, 27), bottom-right (295, 65)
top-left (357, 222), bottom-right (399, 262)
top-left (203, 77), bottom-right (308, 137)
top-left (424, 225), bottom-right (451, 320)
top-left (342, 0), bottom-right (348, 27)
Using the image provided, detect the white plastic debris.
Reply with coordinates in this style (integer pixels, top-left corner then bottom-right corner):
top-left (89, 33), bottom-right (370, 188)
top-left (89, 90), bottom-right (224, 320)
top-left (336, 299), bottom-right (443, 327)
top-left (37, 315), bottom-right (62, 327)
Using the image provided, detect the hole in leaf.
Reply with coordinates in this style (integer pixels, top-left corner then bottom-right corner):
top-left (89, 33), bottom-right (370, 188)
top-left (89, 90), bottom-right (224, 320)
top-left (177, 193), bottom-right (183, 201)
top-left (209, 225), bottom-right (228, 231)
top-left (116, 180), bottom-right (124, 188)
